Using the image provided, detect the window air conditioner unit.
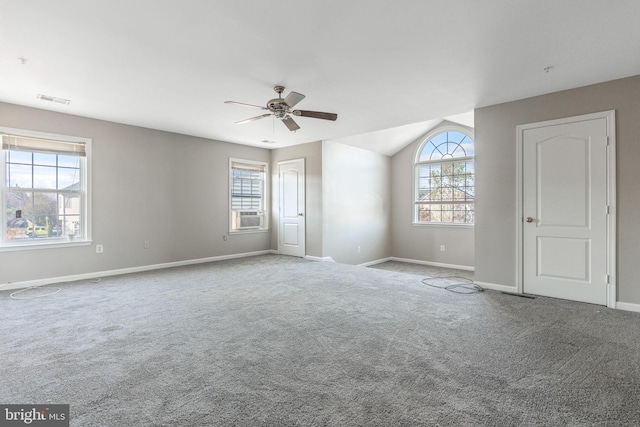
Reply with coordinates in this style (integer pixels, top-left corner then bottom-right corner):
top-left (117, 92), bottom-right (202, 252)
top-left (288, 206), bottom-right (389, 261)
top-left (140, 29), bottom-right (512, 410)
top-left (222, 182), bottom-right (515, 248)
top-left (234, 210), bottom-right (264, 229)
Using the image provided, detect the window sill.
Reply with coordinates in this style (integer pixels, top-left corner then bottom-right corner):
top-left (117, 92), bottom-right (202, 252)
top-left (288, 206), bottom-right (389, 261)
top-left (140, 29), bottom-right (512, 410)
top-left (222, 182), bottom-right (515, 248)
top-left (0, 239), bottom-right (92, 252)
top-left (412, 222), bottom-right (474, 229)
top-left (228, 229), bottom-right (269, 235)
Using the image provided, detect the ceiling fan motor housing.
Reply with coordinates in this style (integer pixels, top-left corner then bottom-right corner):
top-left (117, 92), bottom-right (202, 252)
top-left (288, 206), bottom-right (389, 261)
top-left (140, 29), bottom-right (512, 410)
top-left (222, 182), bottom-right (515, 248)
top-left (267, 100), bottom-right (290, 119)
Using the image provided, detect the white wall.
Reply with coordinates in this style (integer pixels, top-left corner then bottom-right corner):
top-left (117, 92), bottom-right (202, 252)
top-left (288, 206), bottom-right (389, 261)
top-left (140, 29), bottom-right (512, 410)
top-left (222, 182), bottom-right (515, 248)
top-left (322, 141), bottom-right (391, 264)
top-left (390, 123), bottom-right (475, 268)
top-left (0, 102), bottom-right (271, 285)
top-left (474, 75), bottom-right (640, 305)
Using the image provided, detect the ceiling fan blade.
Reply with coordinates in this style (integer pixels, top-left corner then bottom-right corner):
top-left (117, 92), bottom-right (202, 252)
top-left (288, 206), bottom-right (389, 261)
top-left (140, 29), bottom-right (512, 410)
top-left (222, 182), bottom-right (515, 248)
top-left (284, 91), bottom-right (305, 108)
top-left (236, 114), bottom-right (271, 124)
top-left (282, 116), bottom-right (300, 131)
top-left (293, 110), bottom-right (338, 121)
top-left (225, 100), bottom-right (268, 110)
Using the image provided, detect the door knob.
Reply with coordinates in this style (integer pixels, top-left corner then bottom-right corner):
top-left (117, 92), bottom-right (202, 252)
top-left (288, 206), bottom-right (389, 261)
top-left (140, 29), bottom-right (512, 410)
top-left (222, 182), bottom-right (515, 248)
top-left (298, 213), bottom-right (304, 216)
top-left (526, 217), bottom-right (534, 223)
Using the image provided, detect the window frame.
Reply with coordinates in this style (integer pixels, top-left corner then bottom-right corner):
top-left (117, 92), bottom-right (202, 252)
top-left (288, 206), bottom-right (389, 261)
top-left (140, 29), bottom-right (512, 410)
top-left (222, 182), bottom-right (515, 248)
top-left (413, 125), bottom-right (475, 227)
top-left (228, 158), bottom-right (269, 234)
top-left (0, 126), bottom-right (92, 251)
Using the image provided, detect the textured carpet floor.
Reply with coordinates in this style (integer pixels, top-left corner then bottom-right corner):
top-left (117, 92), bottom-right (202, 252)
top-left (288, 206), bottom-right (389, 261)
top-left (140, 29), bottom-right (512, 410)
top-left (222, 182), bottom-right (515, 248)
top-left (1, 254), bottom-right (639, 426)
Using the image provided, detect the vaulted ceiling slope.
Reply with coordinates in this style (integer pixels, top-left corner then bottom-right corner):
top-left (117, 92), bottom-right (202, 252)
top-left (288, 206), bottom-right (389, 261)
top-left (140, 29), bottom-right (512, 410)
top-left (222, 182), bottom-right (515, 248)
top-left (1, 1), bottom-right (640, 154)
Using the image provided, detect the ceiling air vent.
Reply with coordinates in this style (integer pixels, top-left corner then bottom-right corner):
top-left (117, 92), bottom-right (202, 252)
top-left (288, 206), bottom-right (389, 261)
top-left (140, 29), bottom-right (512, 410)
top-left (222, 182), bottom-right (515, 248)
top-left (37, 94), bottom-right (71, 105)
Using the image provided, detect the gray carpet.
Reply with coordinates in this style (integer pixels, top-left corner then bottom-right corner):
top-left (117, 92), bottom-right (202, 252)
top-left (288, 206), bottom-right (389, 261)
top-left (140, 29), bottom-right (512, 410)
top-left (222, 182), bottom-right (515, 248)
top-left (1, 254), bottom-right (639, 426)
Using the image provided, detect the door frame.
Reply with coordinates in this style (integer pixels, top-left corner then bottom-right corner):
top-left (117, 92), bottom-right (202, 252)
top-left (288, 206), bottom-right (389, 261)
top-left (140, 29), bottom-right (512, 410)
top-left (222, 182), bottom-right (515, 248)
top-left (515, 110), bottom-right (616, 307)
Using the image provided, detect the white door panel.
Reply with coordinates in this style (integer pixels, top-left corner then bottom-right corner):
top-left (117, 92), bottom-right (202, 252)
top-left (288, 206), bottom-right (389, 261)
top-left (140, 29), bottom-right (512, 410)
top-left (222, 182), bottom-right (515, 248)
top-left (278, 159), bottom-right (305, 257)
top-left (537, 237), bottom-right (590, 281)
top-left (283, 223), bottom-right (300, 246)
top-left (522, 117), bottom-right (608, 305)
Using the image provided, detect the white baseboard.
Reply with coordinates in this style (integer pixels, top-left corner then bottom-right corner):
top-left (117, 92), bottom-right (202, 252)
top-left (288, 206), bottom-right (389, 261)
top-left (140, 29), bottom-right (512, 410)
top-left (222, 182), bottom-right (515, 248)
top-left (388, 257), bottom-right (474, 272)
top-left (615, 301), bottom-right (640, 313)
top-left (10, 251), bottom-right (635, 314)
top-left (0, 250), bottom-right (275, 292)
top-left (358, 257), bottom-right (392, 267)
top-left (473, 281), bottom-right (518, 293)
top-left (305, 255), bottom-right (335, 263)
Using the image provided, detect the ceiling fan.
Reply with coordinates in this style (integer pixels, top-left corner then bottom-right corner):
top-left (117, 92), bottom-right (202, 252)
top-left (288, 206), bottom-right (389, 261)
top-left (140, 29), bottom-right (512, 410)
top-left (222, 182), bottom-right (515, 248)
top-left (225, 85), bottom-right (338, 131)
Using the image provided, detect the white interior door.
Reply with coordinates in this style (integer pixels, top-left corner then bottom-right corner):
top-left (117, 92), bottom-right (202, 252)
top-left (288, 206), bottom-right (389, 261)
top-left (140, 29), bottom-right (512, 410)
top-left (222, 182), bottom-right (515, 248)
top-left (522, 115), bottom-right (610, 305)
top-left (278, 158), bottom-right (305, 257)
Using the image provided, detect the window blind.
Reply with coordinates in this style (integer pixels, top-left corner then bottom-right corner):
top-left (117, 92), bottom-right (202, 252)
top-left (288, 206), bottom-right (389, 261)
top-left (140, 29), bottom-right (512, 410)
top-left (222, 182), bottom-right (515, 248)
top-left (231, 161), bottom-right (264, 173)
top-left (2, 134), bottom-right (86, 157)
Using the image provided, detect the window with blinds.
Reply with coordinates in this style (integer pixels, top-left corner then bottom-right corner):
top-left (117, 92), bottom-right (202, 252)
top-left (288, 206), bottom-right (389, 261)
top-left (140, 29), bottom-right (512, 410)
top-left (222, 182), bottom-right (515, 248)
top-left (229, 159), bottom-right (268, 231)
top-left (1, 129), bottom-right (90, 247)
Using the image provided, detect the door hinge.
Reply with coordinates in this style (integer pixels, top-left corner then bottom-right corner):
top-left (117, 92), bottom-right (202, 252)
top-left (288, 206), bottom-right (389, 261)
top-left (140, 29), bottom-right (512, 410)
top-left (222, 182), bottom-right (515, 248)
top-left (606, 136), bottom-right (610, 146)
top-left (606, 274), bottom-right (610, 284)
top-left (606, 205), bottom-right (610, 215)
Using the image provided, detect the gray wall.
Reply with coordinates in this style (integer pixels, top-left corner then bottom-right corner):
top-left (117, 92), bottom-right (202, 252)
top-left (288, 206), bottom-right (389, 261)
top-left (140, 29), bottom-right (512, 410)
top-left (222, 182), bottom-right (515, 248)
top-left (474, 75), bottom-right (640, 304)
top-left (390, 124), bottom-right (475, 268)
top-left (0, 102), bottom-right (271, 284)
top-left (270, 141), bottom-right (323, 258)
top-left (322, 141), bottom-right (391, 264)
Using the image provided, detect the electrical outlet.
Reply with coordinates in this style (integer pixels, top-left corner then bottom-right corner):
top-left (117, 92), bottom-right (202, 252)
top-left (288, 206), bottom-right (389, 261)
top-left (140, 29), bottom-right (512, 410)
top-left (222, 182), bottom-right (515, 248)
top-left (223, 235), bottom-right (228, 241)
top-left (144, 240), bottom-right (150, 249)
top-left (96, 244), bottom-right (104, 253)
top-left (440, 245), bottom-right (445, 252)
top-left (357, 246), bottom-right (361, 253)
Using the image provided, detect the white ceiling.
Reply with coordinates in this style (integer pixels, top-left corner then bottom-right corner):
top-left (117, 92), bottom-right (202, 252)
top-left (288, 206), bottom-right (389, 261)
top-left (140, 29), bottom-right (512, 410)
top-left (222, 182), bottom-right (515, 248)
top-left (1, 1), bottom-right (640, 155)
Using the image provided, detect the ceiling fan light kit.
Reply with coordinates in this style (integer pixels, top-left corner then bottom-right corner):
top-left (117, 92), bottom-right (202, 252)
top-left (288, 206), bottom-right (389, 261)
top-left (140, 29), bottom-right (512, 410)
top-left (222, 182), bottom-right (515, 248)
top-left (225, 85), bottom-right (337, 131)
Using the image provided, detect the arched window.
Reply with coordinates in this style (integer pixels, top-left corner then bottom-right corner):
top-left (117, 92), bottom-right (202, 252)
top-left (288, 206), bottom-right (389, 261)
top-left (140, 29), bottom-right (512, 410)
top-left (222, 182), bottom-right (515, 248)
top-left (414, 127), bottom-right (475, 224)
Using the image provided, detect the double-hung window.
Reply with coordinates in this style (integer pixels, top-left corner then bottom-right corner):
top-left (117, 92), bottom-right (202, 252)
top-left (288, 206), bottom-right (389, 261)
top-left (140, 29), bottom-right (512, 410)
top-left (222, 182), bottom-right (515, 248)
top-left (229, 158), bottom-right (268, 232)
top-left (1, 128), bottom-right (91, 248)
top-left (414, 127), bottom-right (475, 225)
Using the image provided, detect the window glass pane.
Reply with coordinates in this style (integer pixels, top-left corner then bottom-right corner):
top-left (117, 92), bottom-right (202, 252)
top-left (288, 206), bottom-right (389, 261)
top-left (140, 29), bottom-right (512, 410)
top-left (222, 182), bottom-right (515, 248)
top-left (430, 132), bottom-right (449, 146)
top-left (49, 216), bottom-right (64, 237)
top-left (430, 205), bottom-right (443, 222)
top-left (460, 135), bottom-right (475, 157)
top-left (441, 207), bottom-right (453, 223)
top-left (8, 150), bottom-right (32, 164)
top-left (8, 163), bottom-right (32, 188)
top-left (33, 192), bottom-right (58, 221)
top-left (453, 188), bottom-right (466, 201)
top-left (60, 214), bottom-right (82, 237)
top-left (58, 167), bottom-right (81, 189)
top-left (6, 190), bottom-right (32, 241)
top-left (453, 204), bottom-right (469, 223)
top-left (418, 141), bottom-right (437, 162)
top-left (33, 152), bottom-right (57, 166)
top-left (58, 193), bottom-right (82, 236)
top-left (417, 165), bottom-right (433, 200)
top-left (466, 210), bottom-right (475, 223)
top-left (33, 166), bottom-right (58, 189)
top-left (58, 154), bottom-right (80, 168)
top-left (466, 186), bottom-right (475, 199)
top-left (6, 190), bottom-right (31, 214)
